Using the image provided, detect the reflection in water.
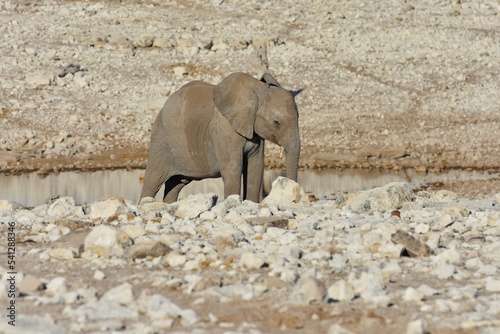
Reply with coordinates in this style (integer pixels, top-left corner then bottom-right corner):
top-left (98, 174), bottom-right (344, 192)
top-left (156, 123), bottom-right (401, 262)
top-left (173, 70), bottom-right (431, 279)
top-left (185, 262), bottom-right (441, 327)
top-left (0, 168), bottom-right (498, 207)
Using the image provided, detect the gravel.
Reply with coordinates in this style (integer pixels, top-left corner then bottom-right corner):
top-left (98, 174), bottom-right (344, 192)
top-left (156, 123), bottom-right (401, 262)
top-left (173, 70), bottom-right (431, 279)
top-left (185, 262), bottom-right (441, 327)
top-left (1, 178), bottom-right (500, 333)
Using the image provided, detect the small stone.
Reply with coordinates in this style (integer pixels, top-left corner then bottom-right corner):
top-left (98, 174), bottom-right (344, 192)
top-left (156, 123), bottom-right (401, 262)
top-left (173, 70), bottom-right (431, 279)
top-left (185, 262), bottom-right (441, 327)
top-left (415, 223), bottom-right (430, 234)
top-left (19, 275), bottom-right (43, 294)
top-left (406, 319), bottom-right (425, 334)
top-left (49, 248), bottom-right (75, 260)
top-left (327, 280), bottom-right (355, 302)
top-left (403, 287), bottom-right (424, 302)
top-left (328, 323), bottom-right (355, 334)
top-left (290, 276), bottom-right (326, 305)
top-left (29, 72), bottom-right (55, 87)
top-left (439, 214), bottom-right (454, 228)
top-left (246, 216), bottom-right (289, 228)
top-left (0, 315), bottom-right (66, 334)
top-left (239, 252), bottom-right (266, 270)
top-left (391, 230), bottom-right (433, 257)
top-left (122, 224), bottom-right (145, 239)
top-left (129, 241), bottom-right (171, 259)
top-left (485, 278), bottom-right (500, 292)
top-left (75, 301), bottom-right (138, 321)
top-left (173, 66), bottom-right (188, 77)
top-left (83, 225), bottom-right (133, 258)
top-left (47, 197), bottom-right (76, 219)
top-left (93, 270), bottom-right (106, 280)
top-left (162, 251), bottom-right (187, 267)
top-left (430, 264), bottom-right (456, 280)
top-left (102, 283), bottom-right (134, 305)
top-left (46, 277), bottom-right (67, 298)
top-left (141, 294), bottom-right (183, 320)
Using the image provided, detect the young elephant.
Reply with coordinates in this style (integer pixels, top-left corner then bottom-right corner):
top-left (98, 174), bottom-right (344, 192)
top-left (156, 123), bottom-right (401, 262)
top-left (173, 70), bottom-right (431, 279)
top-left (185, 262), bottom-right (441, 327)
top-left (140, 72), bottom-right (300, 203)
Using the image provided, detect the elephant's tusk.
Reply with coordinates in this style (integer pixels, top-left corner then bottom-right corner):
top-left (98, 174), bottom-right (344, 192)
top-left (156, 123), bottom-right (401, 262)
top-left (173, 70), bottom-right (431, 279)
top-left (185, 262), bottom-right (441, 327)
top-left (279, 146), bottom-right (285, 159)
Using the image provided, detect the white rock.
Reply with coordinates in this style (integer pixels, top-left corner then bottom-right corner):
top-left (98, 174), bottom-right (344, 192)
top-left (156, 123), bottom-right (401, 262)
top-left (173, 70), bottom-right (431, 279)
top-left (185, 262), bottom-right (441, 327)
top-left (175, 193), bottom-right (217, 219)
top-left (485, 277), bottom-right (500, 292)
top-left (439, 214), bottom-right (454, 228)
top-left (328, 324), bottom-right (354, 334)
top-left (122, 224), bottom-right (145, 239)
top-left (0, 315), bottom-right (66, 334)
top-left (63, 287), bottom-right (98, 305)
top-left (46, 277), bottom-right (67, 298)
top-left (49, 248), bottom-right (75, 260)
top-left (406, 319), bottom-right (425, 334)
top-left (327, 280), bottom-right (355, 302)
top-left (415, 223), bottom-right (430, 234)
top-left (75, 300), bottom-right (138, 321)
top-left (262, 177), bottom-right (310, 207)
top-left (240, 252), bottom-right (266, 270)
top-left (430, 264), bottom-right (456, 280)
top-left (102, 283), bottom-right (134, 305)
top-left (93, 270), bottom-right (106, 280)
top-left (83, 225), bottom-right (133, 258)
top-left (88, 198), bottom-right (128, 220)
top-left (433, 248), bottom-right (461, 265)
top-left (329, 254), bottom-right (348, 272)
top-left (141, 293), bottom-right (183, 320)
top-left (29, 72), bottom-right (55, 87)
top-left (403, 287), bottom-right (424, 302)
top-left (47, 197), bottom-right (75, 219)
top-left (163, 251), bottom-right (187, 267)
top-left (290, 276), bottom-right (326, 305)
top-left (416, 284), bottom-right (439, 298)
top-left (173, 66), bottom-right (187, 77)
top-left (346, 182), bottom-right (413, 213)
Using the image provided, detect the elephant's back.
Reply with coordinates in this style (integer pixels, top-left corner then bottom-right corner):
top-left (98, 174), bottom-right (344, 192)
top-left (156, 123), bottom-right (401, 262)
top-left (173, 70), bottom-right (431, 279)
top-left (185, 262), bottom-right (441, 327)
top-left (161, 81), bottom-right (215, 120)
top-left (155, 80), bottom-right (219, 175)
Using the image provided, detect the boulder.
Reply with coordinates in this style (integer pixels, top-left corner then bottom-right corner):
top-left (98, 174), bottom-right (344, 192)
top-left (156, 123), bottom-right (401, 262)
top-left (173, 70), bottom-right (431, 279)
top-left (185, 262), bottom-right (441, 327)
top-left (47, 197), bottom-right (76, 219)
top-left (345, 182), bottom-right (414, 213)
top-left (175, 193), bottom-right (218, 219)
top-left (88, 198), bottom-right (128, 220)
top-left (262, 177), bottom-right (310, 207)
top-left (83, 225), bottom-right (133, 258)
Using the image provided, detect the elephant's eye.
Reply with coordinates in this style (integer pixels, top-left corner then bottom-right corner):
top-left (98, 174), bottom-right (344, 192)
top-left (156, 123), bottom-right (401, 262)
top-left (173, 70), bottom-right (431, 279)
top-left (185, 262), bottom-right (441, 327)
top-left (273, 120), bottom-right (281, 128)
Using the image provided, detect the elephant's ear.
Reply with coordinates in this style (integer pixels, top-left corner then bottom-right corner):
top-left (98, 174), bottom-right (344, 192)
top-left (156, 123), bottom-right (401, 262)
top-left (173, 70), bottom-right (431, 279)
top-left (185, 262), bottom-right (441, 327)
top-left (260, 73), bottom-right (281, 87)
top-left (214, 73), bottom-right (259, 139)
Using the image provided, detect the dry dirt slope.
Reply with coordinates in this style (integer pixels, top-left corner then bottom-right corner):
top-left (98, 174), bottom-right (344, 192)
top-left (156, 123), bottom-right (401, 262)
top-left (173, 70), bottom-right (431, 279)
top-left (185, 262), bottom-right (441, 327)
top-left (0, 0), bottom-right (499, 176)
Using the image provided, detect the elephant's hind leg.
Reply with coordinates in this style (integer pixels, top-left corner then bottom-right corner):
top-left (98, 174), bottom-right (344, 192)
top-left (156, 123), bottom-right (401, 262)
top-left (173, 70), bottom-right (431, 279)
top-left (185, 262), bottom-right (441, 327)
top-left (140, 162), bottom-right (172, 200)
top-left (163, 176), bottom-right (190, 203)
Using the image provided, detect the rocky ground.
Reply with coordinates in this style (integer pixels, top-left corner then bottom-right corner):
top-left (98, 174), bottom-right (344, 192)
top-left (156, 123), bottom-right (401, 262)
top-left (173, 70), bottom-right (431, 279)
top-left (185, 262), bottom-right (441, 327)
top-left (1, 178), bottom-right (500, 333)
top-left (1, 0), bottom-right (500, 333)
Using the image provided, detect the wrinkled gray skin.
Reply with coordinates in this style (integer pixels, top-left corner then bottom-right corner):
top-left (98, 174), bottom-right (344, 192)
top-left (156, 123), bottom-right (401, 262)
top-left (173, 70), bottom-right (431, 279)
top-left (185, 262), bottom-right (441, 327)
top-left (140, 72), bottom-right (300, 203)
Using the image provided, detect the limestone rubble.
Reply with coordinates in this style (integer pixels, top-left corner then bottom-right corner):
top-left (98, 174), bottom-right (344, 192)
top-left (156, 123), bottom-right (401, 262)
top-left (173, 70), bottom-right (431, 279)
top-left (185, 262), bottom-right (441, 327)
top-left (1, 179), bottom-right (499, 333)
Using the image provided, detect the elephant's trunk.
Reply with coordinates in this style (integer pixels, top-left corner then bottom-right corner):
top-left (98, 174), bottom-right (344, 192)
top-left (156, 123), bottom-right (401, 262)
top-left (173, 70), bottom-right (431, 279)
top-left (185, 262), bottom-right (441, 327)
top-left (283, 131), bottom-right (300, 182)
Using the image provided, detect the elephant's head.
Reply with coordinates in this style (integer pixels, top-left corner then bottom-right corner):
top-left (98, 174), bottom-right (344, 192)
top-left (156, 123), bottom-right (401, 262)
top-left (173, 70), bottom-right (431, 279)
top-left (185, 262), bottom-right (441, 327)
top-left (214, 72), bottom-right (300, 181)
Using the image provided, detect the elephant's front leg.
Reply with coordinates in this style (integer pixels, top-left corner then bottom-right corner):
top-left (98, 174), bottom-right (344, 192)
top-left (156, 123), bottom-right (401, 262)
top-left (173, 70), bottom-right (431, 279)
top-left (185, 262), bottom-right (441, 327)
top-left (244, 144), bottom-right (265, 203)
top-left (219, 153), bottom-right (243, 199)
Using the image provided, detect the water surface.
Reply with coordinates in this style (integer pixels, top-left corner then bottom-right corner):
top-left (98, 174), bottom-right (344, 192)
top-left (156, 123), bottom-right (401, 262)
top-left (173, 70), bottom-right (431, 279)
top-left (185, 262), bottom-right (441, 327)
top-left (0, 168), bottom-right (497, 207)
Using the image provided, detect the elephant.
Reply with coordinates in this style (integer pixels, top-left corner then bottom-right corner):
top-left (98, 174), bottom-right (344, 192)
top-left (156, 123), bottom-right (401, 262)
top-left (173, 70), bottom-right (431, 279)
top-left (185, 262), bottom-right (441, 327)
top-left (140, 72), bottom-right (300, 203)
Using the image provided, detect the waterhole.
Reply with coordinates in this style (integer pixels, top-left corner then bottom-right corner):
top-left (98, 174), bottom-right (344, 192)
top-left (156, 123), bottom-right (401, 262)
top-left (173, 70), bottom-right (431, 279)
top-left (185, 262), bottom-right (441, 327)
top-left (0, 168), bottom-right (498, 207)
